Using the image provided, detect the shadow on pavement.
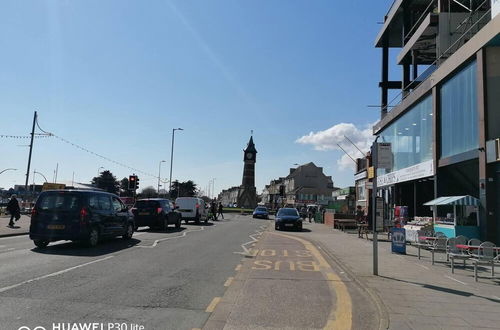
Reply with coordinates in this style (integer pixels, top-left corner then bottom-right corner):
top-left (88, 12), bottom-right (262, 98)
top-left (31, 238), bottom-right (141, 257)
top-left (379, 275), bottom-right (500, 303)
top-left (137, 227), bottom-right (187, 234)
top-left (276, 228), bottom-right (312, 233)
top-left (183, 222), bottom-right (215, 227)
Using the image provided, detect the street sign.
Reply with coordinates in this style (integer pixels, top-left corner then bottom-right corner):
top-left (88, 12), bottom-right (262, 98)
top-left (42, 183), bottom-right (66, 191)
top-left (391, 228), bottom-right (406, 254)
top-left (377, 143), bottom-right (392, 169)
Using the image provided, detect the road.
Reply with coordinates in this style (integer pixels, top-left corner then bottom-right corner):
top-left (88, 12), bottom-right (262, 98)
top-left (0, 214), bottom-right (377, 330)
top-left (0, 213), bottom-right (267, 330)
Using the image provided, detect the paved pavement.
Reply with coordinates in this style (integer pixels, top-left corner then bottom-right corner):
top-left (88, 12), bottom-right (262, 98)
top-left (0, 214), bottom-right (266, 330)
top-left (290, 222), bottom-right (500, 330)
top-left (0, 215), bottom-right (30, 237)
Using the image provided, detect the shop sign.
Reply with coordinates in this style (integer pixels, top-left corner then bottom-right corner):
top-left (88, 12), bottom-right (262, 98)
top-left (42, 183), bottom-right (66, 191)
top-left (365, 182), bottom-right (373, 189)
top-left (391, 228), bottom-right (406, 254)
top-left (377, 160), bottom-right (434, 187)
top-left (492, 0), bottom-right (500, 18)
top-left (367, 167), bottom-right (374, 179)
top-left (377, 143), bottom-right (393, 169)
top-left (354, 171), bottom-right (367, 181)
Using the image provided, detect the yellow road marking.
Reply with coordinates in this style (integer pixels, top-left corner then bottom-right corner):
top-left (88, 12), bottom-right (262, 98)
top-left (270, 232), bottom-right (352, 330)
top-left (235, 264), bottom-right (242, 271)
top-left (224, 277), bottom-right (234, 287)
top-left (205, 297), bottom-right (221, 313)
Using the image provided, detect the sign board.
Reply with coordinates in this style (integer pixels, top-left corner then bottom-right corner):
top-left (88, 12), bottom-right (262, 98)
top-left (493, 0), bottom-right (500, 18)
top-left (377, 160), bottom-right (434, 187)
top-left (365, 182), bottom-right (373, 189)
top-left (42, 183), bottom-right (66, 191)
top-left (376, 197), bottom-right (384, 232)
top-left (367, 167), bottom-right (375, 179)
top-left (377, 143), bottom-right (393, 169)
top-left (354, 171), bottom-right (367, 181)
top-left (391, 228), bottom-right (406, 254)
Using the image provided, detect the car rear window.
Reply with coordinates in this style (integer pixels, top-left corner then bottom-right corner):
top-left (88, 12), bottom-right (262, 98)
top-left (135, 200), bottom-right (160, 209)
top-left (256, 207), bottom-right (267, 211)
top-left (37, 193), bottom-right (82, 211)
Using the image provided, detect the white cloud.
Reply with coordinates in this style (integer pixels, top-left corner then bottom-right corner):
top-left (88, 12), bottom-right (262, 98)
top-left (296, 123), bottom-right (376, 170)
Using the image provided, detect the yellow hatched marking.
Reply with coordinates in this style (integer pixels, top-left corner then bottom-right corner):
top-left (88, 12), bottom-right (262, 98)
top-left (224, 277), bottom-right (234, 287)
top-left (235, 264), bottom-right (242, 271)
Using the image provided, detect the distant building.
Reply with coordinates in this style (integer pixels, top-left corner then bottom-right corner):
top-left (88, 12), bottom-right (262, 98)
top-left (218, 186), bottom-right (239, 207)
top-left (283, 162), bottom-right (334, 207)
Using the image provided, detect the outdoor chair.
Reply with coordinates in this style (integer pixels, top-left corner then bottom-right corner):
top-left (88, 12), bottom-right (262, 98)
top-left (435, 232), bottom-right (446, 238)
top-left (470, 241), bottom-right (496, 282)
top-left (468, 238), bottom-right (482, 258)
top-left (430, 236), bottom-right (448, 265)
top-left (416, 230), bottom-right (432, 259)
top-left (447, 237), bottom-right (470, 273)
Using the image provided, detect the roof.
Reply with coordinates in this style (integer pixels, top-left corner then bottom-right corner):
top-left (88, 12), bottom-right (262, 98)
top-left (423, 195), bottom-right (480, 206)
top-left (244, 136), bottom-right (257, 153)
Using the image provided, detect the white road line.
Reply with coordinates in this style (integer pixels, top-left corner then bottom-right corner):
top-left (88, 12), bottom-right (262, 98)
top-left (136, 227), bottom-right (206, 248)
top-left (445, 275), bottom-right (467, 285)
top-left (0, 235), bottom-right (26, 241)
top-left (0, 248), bottom-right (15, 253)
top-left (0, 255), bottom-right (114, 293)
top-left (416, 264), bottom-right (430, 270)
top-left (492, 296), bottom-right (500, 300)
top-left (234, 226), bottom-right (265, 256)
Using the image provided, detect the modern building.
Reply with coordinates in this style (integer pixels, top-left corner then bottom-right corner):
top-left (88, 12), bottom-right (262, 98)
top-left (374, 0), bottom-right (500, 242)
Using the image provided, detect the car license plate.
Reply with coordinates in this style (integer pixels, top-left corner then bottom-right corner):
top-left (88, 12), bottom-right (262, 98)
top-left (285, 224), bottom-right (294, 227)
top-left (47, 224), bottom-right (65, 230)
top-left (139, 212), bottom-right (149, 216)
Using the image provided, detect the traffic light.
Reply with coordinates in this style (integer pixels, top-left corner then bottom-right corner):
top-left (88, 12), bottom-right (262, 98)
top-left (135, 176), bottom-right (140, 190)
top-left (128, 175), bottom-right (136, 190)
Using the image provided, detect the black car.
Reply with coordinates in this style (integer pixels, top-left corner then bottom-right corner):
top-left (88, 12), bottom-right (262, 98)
top-left (252, 206), bottom-right (269, 219)
top-left (275, 207), bottom-right (302, 231)
top-left (29, 190), bottom-right (135, 248)
top-left (131, 198), bottom-right (181, 230)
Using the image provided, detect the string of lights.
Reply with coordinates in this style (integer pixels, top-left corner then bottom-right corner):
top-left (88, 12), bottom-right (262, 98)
top-left (35, 117), bottom-right (158, 179)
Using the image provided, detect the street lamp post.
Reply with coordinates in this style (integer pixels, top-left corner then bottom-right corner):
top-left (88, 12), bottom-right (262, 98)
top-left (0, 168), bottom-right (17, 175)
top-left (169, 128), bottom-right (184, 196)
top-left (97, 166), bottom-right (104, 177)
top-left (158, 160), bottom-right (166, 197)
top-left (34, 171), bottom-right (48, 183)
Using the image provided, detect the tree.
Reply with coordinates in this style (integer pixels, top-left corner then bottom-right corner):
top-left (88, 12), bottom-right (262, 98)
top-left (169, 180), bottom-right (198, 199)
top-left (91, 170), bottom-right (120, 194)
top-left (141, 186), bottom-right (157, 198)
top-left (120, 177), bottom-right (132, 197)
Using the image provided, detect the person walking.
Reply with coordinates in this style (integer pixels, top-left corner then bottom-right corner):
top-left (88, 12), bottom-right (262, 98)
top-left (7, 195), bottom-right (21, 227)
top-left (211, 201), bottom-right (218, 221)
top-left (217, 202), bottom-right (224, 220)
top-left (307, 207), bottom-right (315, 223)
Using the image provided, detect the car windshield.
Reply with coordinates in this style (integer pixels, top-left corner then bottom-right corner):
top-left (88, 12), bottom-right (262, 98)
top-left (256, 207), bottom-right (267, 211)
top-left (37, 192), bottom-right (82, 211)
top-left (278, 209), bottom-right (299, 217)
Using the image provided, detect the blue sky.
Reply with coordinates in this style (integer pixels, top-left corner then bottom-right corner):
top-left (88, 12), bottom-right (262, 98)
top-left (0, 0), bottom-right (396, 196)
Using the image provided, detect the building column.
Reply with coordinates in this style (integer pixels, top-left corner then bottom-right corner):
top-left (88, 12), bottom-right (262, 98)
top-left (476, 49), bottom-right (495, 241)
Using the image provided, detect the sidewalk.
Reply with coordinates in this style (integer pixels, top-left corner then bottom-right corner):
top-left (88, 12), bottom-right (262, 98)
top-left (300, 222), bottom-right (500, 330)
top-left (0, 215), bottom-right (30, 237)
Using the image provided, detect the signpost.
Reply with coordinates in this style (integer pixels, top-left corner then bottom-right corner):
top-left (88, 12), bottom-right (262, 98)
top-left (391, 227), bottom-right (406, 254)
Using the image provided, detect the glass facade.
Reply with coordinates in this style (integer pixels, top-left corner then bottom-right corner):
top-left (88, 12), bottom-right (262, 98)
top-left (380, 95), bottom-right (433, 172)
top-left (440, 61), bottom-right (478, 158)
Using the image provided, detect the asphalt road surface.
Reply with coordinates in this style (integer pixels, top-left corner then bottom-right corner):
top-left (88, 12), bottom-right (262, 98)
top-left (0, 213), bottom-right (267, 330)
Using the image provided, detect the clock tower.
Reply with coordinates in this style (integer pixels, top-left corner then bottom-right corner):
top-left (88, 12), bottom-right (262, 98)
top-left (237, 136), bottom-right (257, 208)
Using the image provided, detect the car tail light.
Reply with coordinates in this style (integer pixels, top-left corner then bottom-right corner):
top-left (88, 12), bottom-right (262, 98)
top-left (157, 207), bottom-right (162, 214)
top-left (80, 207), bottom-right (89, 224)
top-left (31, 207), bottom-right (37, 217)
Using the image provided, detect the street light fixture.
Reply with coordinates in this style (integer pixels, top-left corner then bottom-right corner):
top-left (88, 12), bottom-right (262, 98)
top-left (158, 160), bottom-right (166, 197)
top-left (33, 171), bottom-right (48, 183)
top-left (169, 128), bottom-right (184, 195)
top-left (0, 168), bottom-right (17, 175)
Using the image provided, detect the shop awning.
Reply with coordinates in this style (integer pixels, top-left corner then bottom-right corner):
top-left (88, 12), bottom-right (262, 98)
top-left (423, 196), bottom-right (480, 206)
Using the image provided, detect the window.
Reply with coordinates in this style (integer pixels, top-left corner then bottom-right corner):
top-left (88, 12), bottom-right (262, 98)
top-left (38, 193), bottom-right (82, 211)
top-left (98, 195), bottom-right (112, 211)
top-left (440, 61), bottom-right (478, 158)
top-left (112, 198), bottom-right (123, 212)
top-left (380, 95), bottom-right (433, 172)
top-left (89, 195), bottom-right (99, 209)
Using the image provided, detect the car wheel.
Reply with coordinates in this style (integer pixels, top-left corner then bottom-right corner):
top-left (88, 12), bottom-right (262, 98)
top-left (87, 228), bottom-right (99, 247)
top-left (297, 224), bottom-right (303, 232)
top-left (184, 219), bottom-right (189, 224)
top-left (195, 214), bottom-right (201, 225)
top-left (123, 223), bottom-right (134, 239)
top-left (34, 240), bottom-right (49, 248)
top-left (275, 223), bottom-right (279, 230)
top-left (175, 218), bottom-right (181, 229)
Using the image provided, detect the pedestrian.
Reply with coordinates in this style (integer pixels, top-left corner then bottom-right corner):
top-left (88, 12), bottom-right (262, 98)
top-left (7, 194), bottom-right (21, 227)
top-left (308, 207), bottom-right (315, 223)
top-left (217, 202), bottom-right (224, 220)
top-left (211, 201), bottom-right (218, 221)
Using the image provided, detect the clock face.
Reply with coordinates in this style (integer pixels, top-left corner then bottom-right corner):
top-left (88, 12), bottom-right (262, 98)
top-left (246, 152), bottom-right (253, 160)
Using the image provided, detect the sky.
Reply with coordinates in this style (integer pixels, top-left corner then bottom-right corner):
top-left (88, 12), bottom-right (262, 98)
top-left (0, 0), bottom-right (397, 197)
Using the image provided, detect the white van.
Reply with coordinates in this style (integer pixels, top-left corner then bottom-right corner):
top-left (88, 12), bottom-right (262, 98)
top-left (175, 197), bottom-right (209, 224)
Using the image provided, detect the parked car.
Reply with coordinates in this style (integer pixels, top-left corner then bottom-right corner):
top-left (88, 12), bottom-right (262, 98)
top-left (29, 190), bottom-right (135, 248)
top-left (175, 197), bottom-right (209, 224)
top-left (131, 198), bottom-right (181, 230)
top-left (275, 207), bottom-right (302, 231)
top-left (253, 206), bottom-right (269, 219)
